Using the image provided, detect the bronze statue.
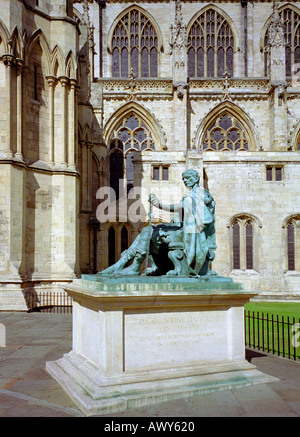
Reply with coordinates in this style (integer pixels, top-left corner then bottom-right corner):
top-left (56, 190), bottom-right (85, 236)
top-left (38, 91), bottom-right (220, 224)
top-left (98, 169), bottom-right (216, 277)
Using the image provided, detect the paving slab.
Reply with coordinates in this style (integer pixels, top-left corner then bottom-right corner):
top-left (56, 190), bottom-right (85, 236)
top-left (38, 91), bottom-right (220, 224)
top-left (0, 311), bottom-right (300, 418)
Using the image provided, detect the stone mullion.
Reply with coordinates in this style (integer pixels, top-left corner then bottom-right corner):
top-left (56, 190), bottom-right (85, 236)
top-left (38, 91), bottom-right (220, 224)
top-left (240, 221), bottom-right (247, 271)
top-left (16, 59), bottom-right (24, 160)
top-left (60, 76), bottom-right (69, 167)
top-left (3, 54), bottom-right (15, 158)
top-left (80, 140), bottom-right (88, 211)
top-left (86, 142), bottom-right (93, 211)
top-left (68, 79), bottom-right (77, 170)
top-left (46, 76), bottom-right (57, 166)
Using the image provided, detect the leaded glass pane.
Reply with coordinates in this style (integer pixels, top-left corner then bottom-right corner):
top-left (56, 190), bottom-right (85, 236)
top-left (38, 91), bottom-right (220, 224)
top-left (121, 47), bottom-right (128, 77)
top-left (266, 167), bottom-right (273, 181)
top-left (207, 46), bottom-right (214, 77)
top-left (153, 166), bottom-right (159, 180)
top-left (188, 47), bottom-right (195, 77)
top-left (118, 128), bottom-right (131, 143)
top-left (226, 47), bottom-right (234, 76)
top-left (134, 128), bottom-right (147, 144)
top-left (110, 150), bottom-right (123, 200)
top-left (121, 226), bottom-right (128, 252)
top-left (108, 227), bottom-right (115, 266)
top-left (287, 223), bottom-right (295, 270)
top-left (233, 222), bottom-right (240, 269)
top-left (162, 166), bottom-right (169, 181)
top-left (197, 47), bottom-right (204, 77)
top-left (126, 115), bottom-right (139, 131)
top-left (141, 47), bottom-right (149, 77)
top-left (126, 151), bottom-right (134, 192)
top-left (276, 167), bottom-right (282, 181)
top-left (131, 47), bottom-right (138, 77)
top-left (150, 47), bottom-right (157, 77)
top-left (217, 47), bottom-right (225, 77)
top-left (246, 222), bottom-right (253, 269)
top-left (112, 48), bottom-right (120, 77)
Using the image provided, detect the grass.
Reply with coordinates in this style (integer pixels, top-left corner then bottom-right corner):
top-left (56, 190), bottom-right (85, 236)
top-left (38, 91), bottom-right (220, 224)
top-left (244, 301), bottom-right (300, 360)
top-left (245, 301), bottom-right (300, 320)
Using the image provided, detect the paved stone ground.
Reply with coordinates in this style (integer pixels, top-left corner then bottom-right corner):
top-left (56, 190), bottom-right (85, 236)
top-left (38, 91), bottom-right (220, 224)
top-left (1, 311), bottom-right (300, 418)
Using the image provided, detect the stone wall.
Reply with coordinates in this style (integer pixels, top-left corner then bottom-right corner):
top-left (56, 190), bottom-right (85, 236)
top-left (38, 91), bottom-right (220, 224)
top-left (0, 0), bottom-right (300, 308)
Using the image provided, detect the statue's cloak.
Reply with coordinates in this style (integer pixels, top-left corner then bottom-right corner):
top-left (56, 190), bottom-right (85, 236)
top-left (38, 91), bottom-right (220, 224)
top-left (182, 187), bottom-right (215, 274)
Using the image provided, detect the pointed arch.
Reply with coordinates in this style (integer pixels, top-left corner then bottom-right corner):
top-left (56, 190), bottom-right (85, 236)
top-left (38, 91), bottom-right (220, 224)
top-left (26, 29), bottom-right (51, 76)
top-left (0, 18), bottom-right (9, 55)
top-left (82, 122), bottom-right (92, 143)
top-left (187, 4), bottom-right (238, 78)
top-left (9, 26), bottom-right (22, 58)
top-left (103, 101), bottom-right (166, 151)
top-left (50, 45), bottom-right (65, 77)
top-left (107, 4), bottom-right (164, 54)
top-left (290, 120), bottom-right (300, 151)
top-left (65, 50), bottom-right (77, 79)
top-left (282, 214), bottom-right (300, 272)
top-left (227, 213), bottom-right (263, 230)
top-left (261, 4), bottom-right (300, 77)
top-left (227, 212), bottom-right (262, 272)
top-left (193, 101), bottom-right (258, 151)
top-left (107, 4), bottom-right (163, 77)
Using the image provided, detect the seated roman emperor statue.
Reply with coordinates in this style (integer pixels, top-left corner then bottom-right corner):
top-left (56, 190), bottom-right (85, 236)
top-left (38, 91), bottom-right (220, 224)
top-left (98, 169), bottom-right (216, 277)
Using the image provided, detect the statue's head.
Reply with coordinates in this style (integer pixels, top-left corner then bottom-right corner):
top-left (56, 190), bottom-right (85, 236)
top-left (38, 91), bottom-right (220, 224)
top-left (182, 169), bottom-right (200, 188)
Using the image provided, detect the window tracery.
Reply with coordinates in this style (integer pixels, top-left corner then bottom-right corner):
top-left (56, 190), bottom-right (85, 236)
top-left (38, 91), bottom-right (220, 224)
top-left (187, 8), bottom-right (234, 78)
top-left (229, 215), bottom-right (260, 272)
top-left (284, 216), bottom-right (300, 272)
top-left (202, 113), bottom-right (249, 151)
top-left (109, 114), bottom-right (155, 198)
top-left (264, 7), bottom-right (300, 77)
top-left (112, 9), bottom-right (158, 78)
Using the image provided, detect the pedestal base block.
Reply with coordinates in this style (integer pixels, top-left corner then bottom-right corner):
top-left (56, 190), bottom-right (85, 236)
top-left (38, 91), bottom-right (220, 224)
top-left (46, 276), bottom-right (278, 416)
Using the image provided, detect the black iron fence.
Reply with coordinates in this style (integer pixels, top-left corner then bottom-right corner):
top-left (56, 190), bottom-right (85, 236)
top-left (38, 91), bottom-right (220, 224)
top-left (245, 310), bottom-right (300, 361)
top-left (27, 291), bottom-right (72, 314)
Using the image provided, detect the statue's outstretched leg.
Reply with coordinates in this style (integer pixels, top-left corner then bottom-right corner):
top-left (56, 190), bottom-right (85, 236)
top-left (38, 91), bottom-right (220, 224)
top-left (98, 226), bottom-right (152, 275)
top-left (98, 249), bottom-right (134, 275)
top-left (114, 250), bottom-right (146, 275)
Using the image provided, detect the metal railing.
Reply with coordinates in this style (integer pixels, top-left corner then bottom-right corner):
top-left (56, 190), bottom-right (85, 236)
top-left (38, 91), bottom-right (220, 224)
top-left (26, 291), bottom-right (72, 314)
top-left (245, 310), bottom-right (300, 361)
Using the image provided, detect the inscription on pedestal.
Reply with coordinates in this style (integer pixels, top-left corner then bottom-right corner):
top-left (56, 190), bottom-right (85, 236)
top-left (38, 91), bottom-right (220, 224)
top-left (124, 310), bottom-right (229, 371)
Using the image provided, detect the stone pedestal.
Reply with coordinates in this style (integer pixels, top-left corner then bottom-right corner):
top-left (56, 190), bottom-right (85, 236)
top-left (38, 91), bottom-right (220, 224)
top-left (46, 276), bottom-right (278, 416)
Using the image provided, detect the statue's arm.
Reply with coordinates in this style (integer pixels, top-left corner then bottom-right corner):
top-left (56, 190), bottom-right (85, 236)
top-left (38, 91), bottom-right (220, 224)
top-left (149, 194), bottom-right (183, 213)
top-left (158, 201), bottom-right (183, 213)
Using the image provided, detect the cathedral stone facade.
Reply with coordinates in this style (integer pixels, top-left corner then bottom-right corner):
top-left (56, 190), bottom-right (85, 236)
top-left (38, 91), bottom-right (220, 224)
top-left (0, 0), bottom-right (300, 309)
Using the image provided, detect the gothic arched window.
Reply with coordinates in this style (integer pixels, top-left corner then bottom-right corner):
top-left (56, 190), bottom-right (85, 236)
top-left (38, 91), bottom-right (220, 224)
top-left (109, 114), bottom-right (155, 198)
top-left (187, 8), bottom-right (234, 78)
top-left (264, 7), bottom-right (300, 77)
top-left (296, 131), bottom-right (300, 151)
top-left (112, 9), bottom-right (158, 78)
top-left (121, 226), bottom-right (129, 253)
top-left (287, 222), bottom-right (295, 271)
top-left (229, 215), bottom-right (260, 272)
top-left (202, 113), bottom-right (250, 151)
top-left (108, 226), bottom-right (116, 266)
top-left (233, 222), bottom-right (240, 270)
